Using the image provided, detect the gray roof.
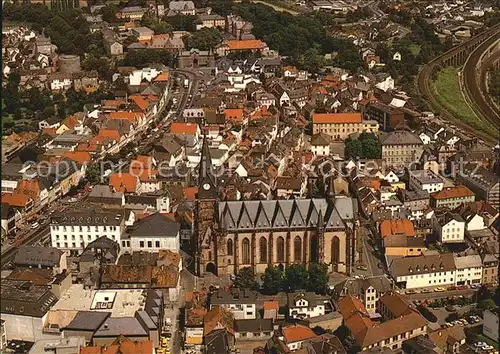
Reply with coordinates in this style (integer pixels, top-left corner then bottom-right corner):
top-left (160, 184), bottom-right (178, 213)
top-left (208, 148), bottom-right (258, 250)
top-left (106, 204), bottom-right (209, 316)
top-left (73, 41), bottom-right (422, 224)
top-left (1, 279), bottom-right (57, 317)
top-left (409, 169), bottom-right (443, 184)
top-left (94, 316), bottom-right (148, 337)
top-left (453, 255), bottom-right (482, 269)
top-left (64, 311), bottom-right (110, 331)
top-left (128, 213), bottom-right (180, 238)
top-left (218, 198), bottom-right (351, 231)
top-left (333, 275), bottom-right (393, 300)
top-left (14, 245), bottom-right (63, 267)
top-left (211, 288), bottom-right (259, 305)
top-left (389, 253), bottom-right (456, 277)
top-left (169, 1), bottom-right (195, 10)
top-left (287, 292), bottom-right (318, 307)
top-left (380, 130), bottom-right (423, 146)
top-left (88, 185), bottom-right (124, 200)
top-left (51, 209), bottom-right (125, 226)
top-left (234, 319), bottom-right (273, 333)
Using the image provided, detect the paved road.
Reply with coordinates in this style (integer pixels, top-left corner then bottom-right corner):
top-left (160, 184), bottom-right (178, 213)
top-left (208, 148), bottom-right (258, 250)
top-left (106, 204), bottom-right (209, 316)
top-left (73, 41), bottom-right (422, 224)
top-left (406, 288), bottom-right (478, 301)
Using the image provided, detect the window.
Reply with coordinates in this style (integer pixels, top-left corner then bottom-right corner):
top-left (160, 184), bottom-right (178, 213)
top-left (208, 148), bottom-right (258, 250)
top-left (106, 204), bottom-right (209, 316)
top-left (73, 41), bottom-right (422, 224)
top-left (294, 236), bottom-right (302, 262)
top-left (259, 237), bottom-right (267, 263)
top-left (147, 241), bottom-right (152, 248)
top-left (155, 241), bottom-right (160, 248)
top-left (242, 238), bottom-right (250, 264)
top-left (277, 237), bottom-right (285, 263)
top-left (140, 241), bottom-right (145, 248)
top-left (227, 239), bottom-right (233, 256)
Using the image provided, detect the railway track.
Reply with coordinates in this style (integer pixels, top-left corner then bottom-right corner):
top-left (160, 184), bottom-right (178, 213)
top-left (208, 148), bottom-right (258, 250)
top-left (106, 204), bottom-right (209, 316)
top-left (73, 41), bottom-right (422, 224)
top-left (417, 23), bottom-right (500, 143)
top-left (463, 35), bottom-right (500, 127)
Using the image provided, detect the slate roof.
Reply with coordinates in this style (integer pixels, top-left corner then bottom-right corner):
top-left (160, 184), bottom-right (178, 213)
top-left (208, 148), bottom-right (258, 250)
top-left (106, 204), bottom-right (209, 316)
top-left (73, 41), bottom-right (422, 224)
top-left (64, 311), bottom-right (110, 331)
top-left (127, 212), bottom-right (180, 238)
top-left (218, 198), bottom-right (349, 231)
top-left (14, 245), bottom-right (63, 267)
top-left (234, 319), bottom-right (273, 333)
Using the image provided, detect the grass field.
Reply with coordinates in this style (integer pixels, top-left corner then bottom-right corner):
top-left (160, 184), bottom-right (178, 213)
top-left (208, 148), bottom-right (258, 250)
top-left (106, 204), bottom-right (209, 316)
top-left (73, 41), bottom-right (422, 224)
top-left (233, 0), bottom-right (299, 14)
top-left (409, 44), bottom-right (421, 56)
top-left (431, 67), bottom-right (498, 138)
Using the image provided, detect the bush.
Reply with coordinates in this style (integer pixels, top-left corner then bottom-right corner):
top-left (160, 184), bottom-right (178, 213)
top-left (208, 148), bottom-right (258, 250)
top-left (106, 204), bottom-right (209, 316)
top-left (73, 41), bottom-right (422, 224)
top-left (445, 312), bottom-right (459, 323)
top-left (417, 305), bottom-right (437, 322)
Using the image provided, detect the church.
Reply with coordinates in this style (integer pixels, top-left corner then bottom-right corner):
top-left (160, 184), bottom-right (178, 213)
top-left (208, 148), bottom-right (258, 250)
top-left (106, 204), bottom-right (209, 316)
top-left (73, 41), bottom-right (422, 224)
top-left (193, 137), bottom-right (358, 276)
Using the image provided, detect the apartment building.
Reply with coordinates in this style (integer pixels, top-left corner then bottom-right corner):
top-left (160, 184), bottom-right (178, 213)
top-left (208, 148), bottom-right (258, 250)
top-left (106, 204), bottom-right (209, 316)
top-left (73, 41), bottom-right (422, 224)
top-left (333, 275), bottom-right (393, 314)
top-left (380, 131), bottom-right (423, 169)
top-left (389, 253), bottom-right (457, 289)
top-left (483, 309), bottom-right (499, 343)
top-left (338, 292), bottom-right (427, 351)
top-left (432, 211), bottom-right (465, 244)
top-left (456, 163), bottom-right (499, 206)
top-left (365, 101), bottom-right (404, 131)
top-left (430, 185), bottom-right (475, 209)
top-left (453, 255), bottom-right (482, 286)
top-left (210, 288), bottom-right (258, 320)
top-left (408, 169), bottom-right (444, 194)
top-left (312, 113), bottom-right (379, 140)
top-left (287, 292), bottom-right (329, 320)
top-left (481, 254), bottom-right (498, 285)
top-left (50, 209), bottom-right (126, 253)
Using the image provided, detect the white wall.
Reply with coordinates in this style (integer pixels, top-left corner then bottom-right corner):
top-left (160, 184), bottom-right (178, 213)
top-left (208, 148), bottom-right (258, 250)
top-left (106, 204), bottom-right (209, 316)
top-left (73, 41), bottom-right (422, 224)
top-left (128, 234), bottom-right (180, 253)
top-left (397, 270), bottom-right (456, 289)
top-left (439, 220), bottom-right (465, 243)
top-left (1, 314), bottom-right (47, 343)
top-left (213, 304), bottom-right (256, 320)
top-left (50, 224), bottom-right (123, 252)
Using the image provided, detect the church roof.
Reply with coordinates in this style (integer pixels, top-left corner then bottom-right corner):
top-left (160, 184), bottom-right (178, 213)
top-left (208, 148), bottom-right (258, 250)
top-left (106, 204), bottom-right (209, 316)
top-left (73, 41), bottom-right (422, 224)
top-left (218, 198), bottom-right (351, 231)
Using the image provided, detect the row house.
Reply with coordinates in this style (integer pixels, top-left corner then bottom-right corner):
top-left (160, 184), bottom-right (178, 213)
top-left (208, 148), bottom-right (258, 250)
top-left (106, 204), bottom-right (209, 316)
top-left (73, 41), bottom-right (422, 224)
top-left (312, 113), bottom-right (379, 141)
top-left (430, 185), bottom-right (475, 209)
top-left (389, 252), bottom-right (484, 289)
top-left (408, 169), bottom-right (444, 194)
top-left (380, 131), bottom-right (423, 170)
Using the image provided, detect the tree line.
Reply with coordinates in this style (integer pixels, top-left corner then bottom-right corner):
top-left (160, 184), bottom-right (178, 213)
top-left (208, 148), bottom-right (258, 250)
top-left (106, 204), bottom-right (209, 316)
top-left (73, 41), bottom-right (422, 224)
top-left (233, 263), bottom-right (330, 295)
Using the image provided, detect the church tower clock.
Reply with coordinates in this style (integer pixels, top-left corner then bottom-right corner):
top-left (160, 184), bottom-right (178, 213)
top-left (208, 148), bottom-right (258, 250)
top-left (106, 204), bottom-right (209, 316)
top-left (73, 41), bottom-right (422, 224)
top-left (193, 135), bottom-right (218, 276)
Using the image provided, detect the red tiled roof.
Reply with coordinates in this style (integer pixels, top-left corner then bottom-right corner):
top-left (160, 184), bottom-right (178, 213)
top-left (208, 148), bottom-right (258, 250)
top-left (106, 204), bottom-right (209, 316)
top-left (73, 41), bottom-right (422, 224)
top-left (226, 39), bottom-right (266, 50)
top-left (184, 187), bottom-right (198, 201)
top-left (171, 122), bottom-right (198, 135)
top-left (130, 95), bottom-right (149, 111)
top-left (431, 185), bottom-right (474, 200)
top-left (63, 151), bottom-right (91, 165)
top-left (282, 324), bottom-right (316, 343)
top-left (224, 108), bottom-right (243, 122)
top-left (62, 115), bottom-right (79, 129)
top-left (380, 219), bottom-right (416, 238)
top-left (312, 113), bottom-right (362, 124)
top-left (109, 173), bottom-right (138, 193)
top-left (108, 111), bottom-right (142, 123)
top-left (2, 193), bottom-right (32, 207)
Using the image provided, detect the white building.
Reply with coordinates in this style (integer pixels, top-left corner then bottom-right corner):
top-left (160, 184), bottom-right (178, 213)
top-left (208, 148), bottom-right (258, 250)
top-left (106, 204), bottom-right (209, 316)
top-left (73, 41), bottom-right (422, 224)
top-left (453, 255), bottom-right (483, 286)
top-left (281, 324), bottom-right (317, 351)
top-left (408, 169), bottom-right (444, 193)
top-left (122, 212), bottom-right (180, 252)
top-left (483, 309), bottom-right (499, 343)
top-left (310, 133), bottom-right (331, 156)
top-left (432, 212), bottom-right (466, 244)
top-left (50, 210), bottom-right (126, 253)
top-left (389, 253), bottom-right (457, 290)
top-left (210, 289), bottom-right (258, 320)
top-left (128, 67), bottom-right (160, 86)
top-left (287, 292), bottom-right (328, 320)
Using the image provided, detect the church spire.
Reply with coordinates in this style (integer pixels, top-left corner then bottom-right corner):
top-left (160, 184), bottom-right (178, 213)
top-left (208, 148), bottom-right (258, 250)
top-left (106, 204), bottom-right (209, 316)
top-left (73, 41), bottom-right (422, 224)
top-left (197, 134), bottom-right (217, 199)
top-left (326, 174), bottom-right (335, 200)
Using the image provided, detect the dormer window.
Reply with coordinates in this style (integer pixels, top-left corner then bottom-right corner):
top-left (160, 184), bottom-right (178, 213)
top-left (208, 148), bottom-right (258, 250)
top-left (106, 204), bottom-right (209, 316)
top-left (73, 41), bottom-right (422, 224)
top-left (409, 266), bottom-right (413, 273)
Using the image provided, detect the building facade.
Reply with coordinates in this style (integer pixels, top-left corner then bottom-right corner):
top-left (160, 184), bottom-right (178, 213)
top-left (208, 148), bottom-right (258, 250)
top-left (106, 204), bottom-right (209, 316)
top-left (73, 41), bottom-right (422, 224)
top-left (430, 185), bottom-right (475, 209)
top-left (380, 131), bottom-right (423, 169)
top-left (408, 169), bottom-right (444, 194)
top-left (312, 113), bottom-right (379, 141)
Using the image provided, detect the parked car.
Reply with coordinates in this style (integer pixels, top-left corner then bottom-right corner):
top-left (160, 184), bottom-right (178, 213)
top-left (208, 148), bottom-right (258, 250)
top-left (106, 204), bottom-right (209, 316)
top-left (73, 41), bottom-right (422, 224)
top-left (445, 305), bottom-right (456, 312)
top-left (434, 287), bottom-right (445, 292)
top-left (31, 222), bottom-right (40, 229)
top-left (421, 288), bottom-right (432, 293)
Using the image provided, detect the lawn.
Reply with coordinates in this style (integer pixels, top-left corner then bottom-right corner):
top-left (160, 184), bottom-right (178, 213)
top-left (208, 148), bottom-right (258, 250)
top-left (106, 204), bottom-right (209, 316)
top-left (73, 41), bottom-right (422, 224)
top-left (431, 67), bottom-right (498, 139)
top-left (409, 44), bottom-right (421, 56)
top-left (233, 0), bottom-right (299, 14)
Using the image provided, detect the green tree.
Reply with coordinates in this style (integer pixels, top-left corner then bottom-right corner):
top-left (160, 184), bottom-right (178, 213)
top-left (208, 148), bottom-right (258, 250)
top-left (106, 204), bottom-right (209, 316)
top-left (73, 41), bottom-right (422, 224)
top-left (100, 4), bottom-right (119, 23)
top-left (183, 28), bottom-right (223, 51)
top-left (166, 15), bottom-right (200, 32)
top-left (477, 299), bottom-right (497, 312)
top-left (85, 163), bottom-right (103, 184)
top-left (361, 137), bottom-right (382, 159)
top-left (284, 264), bottom-right (309, 292)
top-left (262, 266), bottom-right (284, 295)
top-left (141, 13), bottom-right (173, 34)
top-left (308, 263), bottom-right (329, 294)
top-left (233, 267), bottom-right (259, 290)
top-left (299, 48), bottom-right (325, 73)
top-left (334, 324), bottom-right (360, 354)
top-left (345, 139), bottom-right (362, 159)
top-left (82, 56), bottom-right (113, 81)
